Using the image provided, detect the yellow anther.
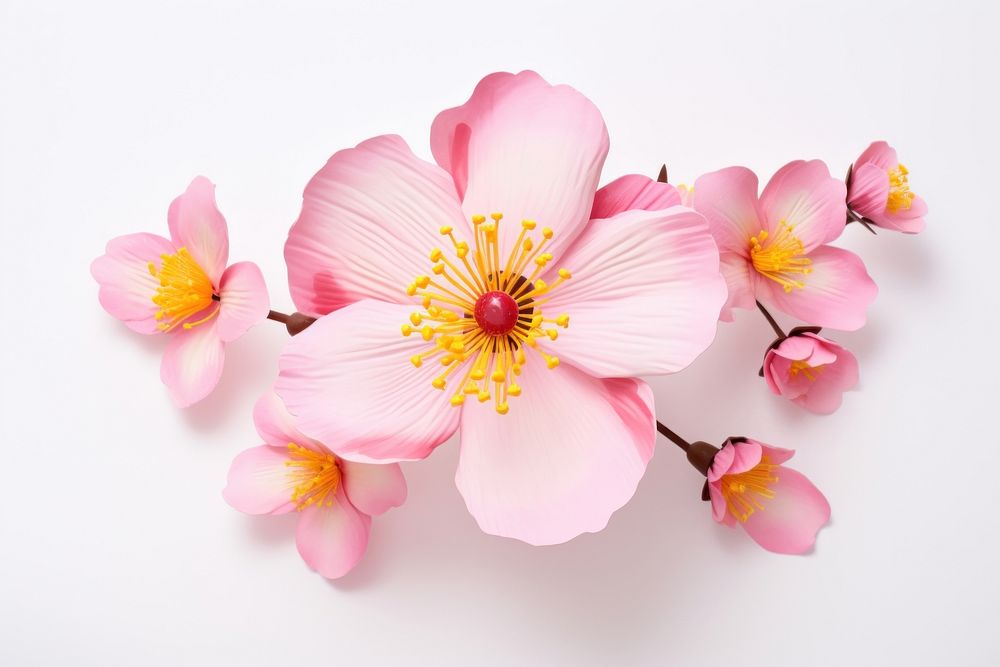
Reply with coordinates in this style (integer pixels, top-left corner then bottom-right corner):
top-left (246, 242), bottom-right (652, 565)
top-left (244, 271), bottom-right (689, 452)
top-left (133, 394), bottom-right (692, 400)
top-left (477, 390), bottom-right (490, 403)
top-left (542, 227), bottom-right (553, 239)
top-left (496, 403), bottom-right (509, 415)
top-left (522, 238), bottom-right (534, 252)
top-left (432, 263), bottom-right (445, 275)
top-left (546, 356), bottom-right (560, 369)
top-left (410, 355), bottom-right (423, 368)
top-left (521, 219), bottom-right (536, 230)
top-left (463, 383), bottom-right (479, 395)
top-left (449, 341), bottom-right (465, 354)
top-left (530, 314), bottom-right (544, 328)
top-left (401, 324), bottom-right (413, 336)
top-left (421, 325), bottom-right (433, 341)
top-left (422, 295), bottom-right (431, 308)
top-left (439, 225), bottom-right (453, 235)
top-left (471, 369), bottom-right (485, 381)
top-left (432, 377), bottom-right (446, 390)
top-left (533, 279), bottom-right (548, 292)
top-left (430, 248), bottom-right (443, 262)
top-left (450, 394), bottom-right (466, 406)
top-left (490, 212), bottom-right (503, 222)
top-left (491, 369), bottom-right (506, 383)
top-left (558, 268), bottom-right (572, 280)
top-left (415, 275), bottom-right (431, 288)
top-left (546, 329), bottom-right (558, 341)
top-left (406, 284), bottom-right (417, 296)
top-left (471, 215), bottom-right (486, 224)
top-left (409, 312), bottom-right (422, 326)
top-left (456, 241), bottom-right (469, 258)
top-left (441, 355), bottom-right (454, 365)
top-left (507, 383), bottom-right (522, 397)
top-left (555, 314), bottom-right (570, 327)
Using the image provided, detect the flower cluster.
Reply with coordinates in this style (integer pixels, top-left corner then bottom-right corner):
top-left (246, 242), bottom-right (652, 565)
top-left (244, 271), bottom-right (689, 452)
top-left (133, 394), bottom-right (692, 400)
top-left (92, 71), bottom-right (924, 578)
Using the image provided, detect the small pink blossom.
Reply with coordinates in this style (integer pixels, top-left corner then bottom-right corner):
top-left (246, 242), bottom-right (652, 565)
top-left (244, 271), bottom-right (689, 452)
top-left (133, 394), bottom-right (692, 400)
top-left (91, 177), bottom-right (269, 406)
top-left (694, 161), bottom-right (877, 330)
top-left (707, 438), bottom-right (830, 554)
top-left (763, 331), bottom-right (859, 414)
top-left (223, 392), bottom-right (407, 579)
top-left (847, 141), bottom-right (926, 234)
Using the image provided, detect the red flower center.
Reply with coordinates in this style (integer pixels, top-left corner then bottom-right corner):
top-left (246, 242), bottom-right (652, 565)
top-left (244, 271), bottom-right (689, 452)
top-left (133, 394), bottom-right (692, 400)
top-left (474, 290), bottom-right (519, 336)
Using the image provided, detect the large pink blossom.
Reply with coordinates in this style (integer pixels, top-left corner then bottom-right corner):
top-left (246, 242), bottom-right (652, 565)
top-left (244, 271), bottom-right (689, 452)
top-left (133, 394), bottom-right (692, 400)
top-left (91, 177), bottom-right (269, 406)
top-left (224, 392), bottom-right (406, 579)
top-left (694, 161), bottom-right (877, 329)
top-left (277, 71), bottom-right (727, 545)
top-left (847, 141), bottom-right (927, 234)
top-left (763, 331), bottom-right (859, 414)
top-left (707, 438), bottom-right (830, 554)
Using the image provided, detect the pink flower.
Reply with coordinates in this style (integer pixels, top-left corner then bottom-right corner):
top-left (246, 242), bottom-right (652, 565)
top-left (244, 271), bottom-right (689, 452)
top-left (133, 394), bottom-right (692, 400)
top-left (762, 330), bottom-right (859, 414)
top-left (223, 392), bottom-right (407, 579)
top-left (707, 438), bottom-right (830, 554)
top-left (278, 71), bottom-right (727, 545)
top-left (694, 161), bottom-right (877, 329)
top-left (91, 177), bottom-right (270, 406)
top-left (847, 141), bottom-right (927, 234)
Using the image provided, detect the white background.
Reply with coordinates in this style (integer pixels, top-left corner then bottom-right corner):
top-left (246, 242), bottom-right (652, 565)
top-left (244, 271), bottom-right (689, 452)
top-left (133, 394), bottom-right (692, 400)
top-left (2, 1), bottom-right (998, 664)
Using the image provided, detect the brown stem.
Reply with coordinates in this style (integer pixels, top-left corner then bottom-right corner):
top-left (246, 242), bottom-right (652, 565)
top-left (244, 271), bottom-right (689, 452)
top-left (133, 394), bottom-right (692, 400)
top-left (755, 301), bottom-right (785, 339)
top-left (656, 421), bottom-right (690, 452)
top-left (267, 310), bottom-right (289, 324)
top-left (266, 309), bottom-right (317, 336)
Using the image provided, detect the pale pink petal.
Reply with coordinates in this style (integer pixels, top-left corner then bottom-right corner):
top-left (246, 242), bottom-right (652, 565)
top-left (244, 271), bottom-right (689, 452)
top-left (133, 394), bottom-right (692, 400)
top-left (341, 461), bottom-right (407, 516)
top-left (727, 439), bottom-right (763, 475)
top-left (167, 176), bottom-right (229, 284)
top-left (847, 162), bottom-right (890, 219)
top-left (870, 194), bottom-right (927, 234)
top-left (295, 489), bottom-right (371, 579)
top-left (692, 166), bottom-right (763, 255)
top-left (719, 252), bottom-right (756, 321)
top-left (741, 467), bottom-right (831, 554)
top-left (275, 300), bottom-right (461, 463)
top-left (590, 174), bottom-right (681, 219)
top-left (455, 361), bottom-right (655, 545)
top-left (758, 442), bottom-right (796, 466)
top-left (222, 445), bottom-right (296, 516)
top-left (771, 335), bottom-right (835, 365)
top-left (793, 346), bottom-right (859, 414)
top-left (707, 444), bottom-right (736, 483)
top-left (253, 390), bottom-right (323, 451)
top-left (160, 321), bottom-right (225, 407)
top-left (759, 160), bottom-right (847, 250)
top-left (216, 262), bottom-right (269, 343)
top-left (91, 233), bottom-right (177, 334)
top-left (538, 207), bottom-right (724, 377)
top-left (760, 245), bottom-right (877, 331)
top-left (707, 482), bottom-right (731, 524)
top-left (430, 70), bottom-right (609, 264)
top-left (285, 135), bottom-right (471, 317)
top-left (855, 141), bottom-right (898, 172)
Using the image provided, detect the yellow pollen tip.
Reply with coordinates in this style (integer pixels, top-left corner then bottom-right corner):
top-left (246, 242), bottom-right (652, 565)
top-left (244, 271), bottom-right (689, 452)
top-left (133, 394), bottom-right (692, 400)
top-left (490, 212), bottom-right (503, 222)
top-left (491, 369), bottom-right (505, 383)
top-left (496, 403), bottom-right (509, 415)
top-left (415, 275), bottom-right (430, 288)
top-left (546, 356), bottom-right (560, 369)
top-left (409, 312), bottom-right (422, 326)
top-left (432, 378), bottom-right (446, 390)
top-left (555, 314), bottom-right (570, 327)
top-left (471, 369), bottom-right (485, 381)
top-left (430, 248), bottom-right (443, 262)
top-left (521, 219), bottom-right (536, 230)
top-left (471, 215), bottom-right (486, 224)
top-left (439, 225), bottom-right (453, 235)
top-left (558, 268), bottom-right (572, 280)
top-left (421, 325), bottom-right (433, 341)
top-left (477, 390), bottom-right (490, 403)
top-left (410, 355), bottom-right (423, 368)
top-left (507, 383), bottom-right (522, 397)
top-left (542, 227), bottom-right (553, 239)
top-left (450, 394), bottom-right (466, 406)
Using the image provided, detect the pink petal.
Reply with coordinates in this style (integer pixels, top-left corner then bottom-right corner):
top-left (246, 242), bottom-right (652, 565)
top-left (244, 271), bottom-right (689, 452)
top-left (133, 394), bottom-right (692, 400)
top-left (538, 207), bottom-right (725, 377)
top-left (216, 262), bottom-right (269, 343)
top-left (253, 390), bottom-right (323, 451)
top-left (855, 141), bottom-right (898, 172)
top-left (430, 70), bottom-right (609, 264)
top-left (758, 442), bottom-right (796, 466)
top-left (341, 461), bottom-right (407, 516)
top-left (719, 252), bottom-right (756, 321)
top-left (793, 346), bottom-right (859, 415)
top-left (455, 361), bottom-right (655, 545)
top-left (160, 321), bottom-right (225, 407)
top-left (741, 467), bottom-right (831, 554)
top-left (275, 299), bottom-right (461, 463)
top-left (590, 174), bottom-right (681, 219)
top-left (285, 135), bottom-right (471, 317)
top-left (759, 160), bottom-right (847, 251)
top-left (295, 489), bottom-right (371, 579)
top-left (167, 176), bottom-right (229, 284)
top-left (727, 439), bottom-right (764, 475)
top-left (760, 245), bottom-right (877, 331)
top-left (692, 166), bottom-right (763, 255)
top-left (91, 232), bottom-right (176, 334)
top-left (869, 193), bottom-right (927, 234)
top-left (222, 445), bottom-right (296, 516)
top-left (847, 162), bottom-right (890, 219)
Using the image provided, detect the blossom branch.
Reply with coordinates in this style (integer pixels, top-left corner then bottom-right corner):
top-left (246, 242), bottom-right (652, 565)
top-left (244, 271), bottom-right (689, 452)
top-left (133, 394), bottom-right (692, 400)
top-left (265, 309), bottom-right (316, 336)
top-left (755, 300), bottom-right (785, 339)
top-left (656, 421), bottom-right (691, 452)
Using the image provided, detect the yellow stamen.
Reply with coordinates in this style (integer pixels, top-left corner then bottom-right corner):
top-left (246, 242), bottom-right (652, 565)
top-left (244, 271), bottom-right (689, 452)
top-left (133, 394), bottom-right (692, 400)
top-left (148, 247), bottom-right (218, 332)
top-left (749, 222), bottom-right (812, 293)
top-left (402, 213), bottom-right (572, 414)
top-left (285, 443), bottom-right (342, 511)
top-left (886, 163), bottom-right (916, 212)
top-left (789, 359), bottom-right (824, 382)
top-left (720, 455), bottom-right (779, 523)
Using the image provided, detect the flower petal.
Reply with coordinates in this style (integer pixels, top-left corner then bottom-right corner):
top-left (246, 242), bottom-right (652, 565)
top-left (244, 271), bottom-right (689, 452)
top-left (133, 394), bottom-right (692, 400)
top-left (742, 467), bottom-right (831, 554)
top-left (847, 162), bottom-right (890, 219)
top-left (341, 461), bottom-right (407, 516)
top-left (430, 70), bottom-right (609, 264)
top-left (216, 262), bottom-right (269, 343)
top-left (794, 346), bottom-right (859, 415)
top-left (275, 299), bottom-right (461, 463)
top-left (167, 176), bottom-right (229, 284)
top-left (692, 166), bottom-right (763, 255)
top-left (538, 207), bottom-right (725, 377)
top-left (590, 174), bottom-right (681, 219)
top-left (253, 390), bottom-right (323, 451)
top-left (160, 321), bottom-right (225, 407)
top-left (759, 160), bottom-right (847, 251)
top-left (295, 489), bottom-right (371, 579)
top-left (719, 252), bottom-right (756, 321)
top-left (222, 445), bottom-right (296, 516)
top-left (455, 361), bottom-right (655, 545)
top-left (760, 245), bottom-right (877, 331)
top-left (855, 141), bottom-right (898, 172)
top-left (285, 135), bottom-right (471, 317)
top-left (91, 233), bottom-right (176, 334)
